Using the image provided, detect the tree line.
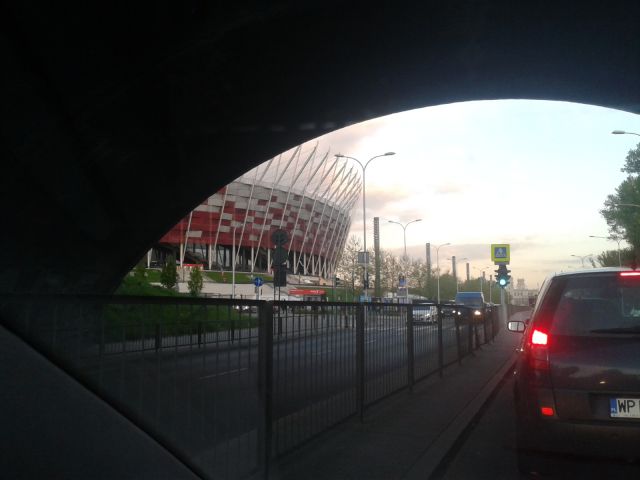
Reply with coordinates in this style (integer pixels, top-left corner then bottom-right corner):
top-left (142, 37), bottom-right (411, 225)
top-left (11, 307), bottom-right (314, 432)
top-left (335, 235), bottom-right (503, 302)
top-left (599, 141), bottom-right (640, 267)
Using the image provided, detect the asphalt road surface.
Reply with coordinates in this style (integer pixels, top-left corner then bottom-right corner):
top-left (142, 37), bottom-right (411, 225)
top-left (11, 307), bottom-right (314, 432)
top-left (83, 312), bottom-right (473, 441)
top-left (438, 372), bottom-right (640, 479)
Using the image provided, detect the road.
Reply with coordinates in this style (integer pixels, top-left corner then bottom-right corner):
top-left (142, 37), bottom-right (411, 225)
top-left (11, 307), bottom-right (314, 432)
top-left (73, 308), bottom-right (492, 478)
top-left (82, 313), bottom-right (478, 433)
top-left (438, 372), bottom-right (640, 479)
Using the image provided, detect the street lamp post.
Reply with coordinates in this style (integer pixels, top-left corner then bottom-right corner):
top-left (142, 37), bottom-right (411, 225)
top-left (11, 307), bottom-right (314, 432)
top-left (388, 219), bottom-right (422, 258)
top-left (436, 243), bottom-right (451, 303)
top-left (589, 235), bottom-right (623, 266)
top-left (388, 218), bottom-right (421, 299)
top-left (613, 203), bottom-right (640, 208)
top-left (571, 253), bottom-right (593, 268)
top-left (336, 152), bottom-right (396, 301)
top-left (473, 265), bottom-right (490, 297)
top-left (612, 130), bottom-right (640, 137)
top-left (232, 224), bottom-right (239, 299)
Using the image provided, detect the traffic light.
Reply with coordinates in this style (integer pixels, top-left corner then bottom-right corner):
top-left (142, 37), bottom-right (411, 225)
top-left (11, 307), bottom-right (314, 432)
top-left (495, 264), bottom-right (511, 288)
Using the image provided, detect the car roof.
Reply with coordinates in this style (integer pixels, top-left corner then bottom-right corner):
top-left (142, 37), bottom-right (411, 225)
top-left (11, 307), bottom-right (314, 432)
top-left (550, 267), bottom-right (636, 279)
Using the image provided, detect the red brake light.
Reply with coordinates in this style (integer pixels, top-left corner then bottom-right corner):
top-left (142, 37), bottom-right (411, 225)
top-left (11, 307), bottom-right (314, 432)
top-left (531, 329), bottom-right (548, 346)
top-left (528, 328), bottom-right (550, 372)
top-left (540, 406), bottom-right (555, 416)
top-left (620, 271), bottom-right (640, 278)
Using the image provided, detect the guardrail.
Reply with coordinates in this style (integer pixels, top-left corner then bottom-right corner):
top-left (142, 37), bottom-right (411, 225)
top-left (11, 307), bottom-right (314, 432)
top-left (1, 295), bottom-right (499, 480)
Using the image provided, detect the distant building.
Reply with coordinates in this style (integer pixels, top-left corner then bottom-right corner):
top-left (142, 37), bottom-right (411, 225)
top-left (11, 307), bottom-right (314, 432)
top-left (151, 146), bottom-right (360, 280)
top-left (510, 278), bottom-right (539, 306)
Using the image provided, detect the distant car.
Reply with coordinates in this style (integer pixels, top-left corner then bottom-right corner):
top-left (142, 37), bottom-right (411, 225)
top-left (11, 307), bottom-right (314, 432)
top-left (412, 306), bottom-right (438, 325)
top-left (508, 268), bottom-right (640, 474)
top-left (232, 304), bottom-right (251, 312)
top-left (454, 291), bottom-right (486, 320)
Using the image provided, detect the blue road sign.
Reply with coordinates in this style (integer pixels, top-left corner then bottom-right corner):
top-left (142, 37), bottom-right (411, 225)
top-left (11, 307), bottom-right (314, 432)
top-left (491, 243), bottom-right (510, 263)
top-left (254, 277), bottom-right (264, 287)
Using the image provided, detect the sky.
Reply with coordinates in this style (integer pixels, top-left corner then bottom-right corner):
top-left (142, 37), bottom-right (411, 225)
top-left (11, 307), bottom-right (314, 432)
top-left (269, 100), bottom-right (640, 288)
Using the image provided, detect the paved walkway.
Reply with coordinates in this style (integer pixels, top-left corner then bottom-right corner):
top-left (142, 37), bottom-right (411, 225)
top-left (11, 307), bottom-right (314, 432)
top-left (267, 325), bottom-right (522, 480)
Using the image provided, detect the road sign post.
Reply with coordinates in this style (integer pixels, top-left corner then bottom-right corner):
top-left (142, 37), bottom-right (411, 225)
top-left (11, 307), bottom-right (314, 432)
top-left (254, 276), bottom-right (263, 300)
top-left (491, 244), bottom-right (511, 327)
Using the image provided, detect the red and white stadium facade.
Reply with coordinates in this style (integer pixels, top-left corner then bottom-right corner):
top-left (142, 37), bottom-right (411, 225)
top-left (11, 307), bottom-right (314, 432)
top-left (155, 145), bottom-right (361, 280)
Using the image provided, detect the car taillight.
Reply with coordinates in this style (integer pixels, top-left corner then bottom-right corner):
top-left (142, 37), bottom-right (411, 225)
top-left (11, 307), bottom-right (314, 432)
top-left (620, 271), bottom-right (640, 278)
top-left (540, 406), bottom-right (555, 416)
top-left (531, 329), bottom-right (548, 345)
top-left (528, 328), bottom-right (550, 371)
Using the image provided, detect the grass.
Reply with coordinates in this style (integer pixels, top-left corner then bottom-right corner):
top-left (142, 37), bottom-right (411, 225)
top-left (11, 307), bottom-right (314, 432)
top-left (144, 269), bottom-right (162, 283)
top-left (204, 271), bottom-right (273, 284)
top-left (101, 302), bottom-right (258, 342)
top-left (108, 275), bottom-right (259, 341)
top-left (115, 275), bottom-right (181, 297)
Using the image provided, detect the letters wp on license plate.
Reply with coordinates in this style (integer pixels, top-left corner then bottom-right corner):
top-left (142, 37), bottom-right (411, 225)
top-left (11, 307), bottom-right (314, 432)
top-left (610, 398), bottom-right (640, 418)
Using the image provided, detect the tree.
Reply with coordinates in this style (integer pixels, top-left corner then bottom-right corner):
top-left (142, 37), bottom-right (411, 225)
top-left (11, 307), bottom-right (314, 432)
top-left (436, 272), bottom-right (457, 302)
top-left (132, 263), bottom-right (147, 285)
top-left (187, 266), bottom-right (204, 296)
top-left (335, 235), bottom-right (363, 300)
top-left (600, 143), bottom-right (640, 260)
top-left (160, 255), bottom-right (179, 290)
top-left (596, 248), bottom-right (636, 267)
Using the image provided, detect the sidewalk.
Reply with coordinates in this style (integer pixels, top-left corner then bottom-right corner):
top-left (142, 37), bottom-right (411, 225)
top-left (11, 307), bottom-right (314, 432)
top-left (268, 327), bottom-right (521, 480)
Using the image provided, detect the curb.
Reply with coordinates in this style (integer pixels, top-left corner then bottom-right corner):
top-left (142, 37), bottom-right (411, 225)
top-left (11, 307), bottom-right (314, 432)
top-left (403, 349), bottom-right (518, 480)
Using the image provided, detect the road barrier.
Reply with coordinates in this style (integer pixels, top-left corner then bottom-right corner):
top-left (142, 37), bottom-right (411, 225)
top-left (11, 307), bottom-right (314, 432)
top-left (1, 295), bottom-right (500, 480)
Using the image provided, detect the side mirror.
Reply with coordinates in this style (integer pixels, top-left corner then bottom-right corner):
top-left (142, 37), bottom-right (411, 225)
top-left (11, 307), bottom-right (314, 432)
top-left (507, 320), bottom-right (526, 333)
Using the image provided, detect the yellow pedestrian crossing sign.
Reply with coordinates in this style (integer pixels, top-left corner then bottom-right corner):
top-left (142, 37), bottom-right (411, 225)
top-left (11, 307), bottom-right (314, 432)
top-left (491, 244), bottom-right (510, 264)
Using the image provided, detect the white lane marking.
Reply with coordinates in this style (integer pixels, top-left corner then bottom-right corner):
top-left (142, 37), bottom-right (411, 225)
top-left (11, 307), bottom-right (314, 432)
top-left (199, 367), bottom-right (248, 380)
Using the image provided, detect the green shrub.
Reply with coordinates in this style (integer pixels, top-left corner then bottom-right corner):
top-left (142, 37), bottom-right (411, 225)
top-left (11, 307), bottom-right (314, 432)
top-left (188, 266), bottom-right (204, 296)
top-left (160, 256), bottom-right (179, 290)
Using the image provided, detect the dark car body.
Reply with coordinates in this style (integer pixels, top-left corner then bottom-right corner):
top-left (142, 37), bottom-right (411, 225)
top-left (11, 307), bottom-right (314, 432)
top-left (509, 268), bottom-right (640, 473)
top-left (455, 291), bottom-right (486, 321)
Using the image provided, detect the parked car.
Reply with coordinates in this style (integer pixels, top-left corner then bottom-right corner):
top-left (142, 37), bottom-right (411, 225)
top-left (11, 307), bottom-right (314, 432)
top-left (412, 305), bottom-right (438, 325)
top-left (508, 268), bottom-right (640, 474)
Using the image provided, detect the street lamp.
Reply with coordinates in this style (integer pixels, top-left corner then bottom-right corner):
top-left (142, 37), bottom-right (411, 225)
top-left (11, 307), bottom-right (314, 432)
top-left (232, 224), bottom-right (239, 299)
top-left (571, 253), bottom-right (593, 268)
top-left (613, 203), bottom-right (640, 209)
top-left (387, 218), bottom-right (422, 258)
top-left (336, 152), bottom-right (396, 300)
top-left (473, 265), bottom-right (491, 297)
top-left (589, 235), bottom-right (623, 266)
top-left (435, 243), bottom-right (451, 303)
top-left (612, 130), bottom-right (640, 137)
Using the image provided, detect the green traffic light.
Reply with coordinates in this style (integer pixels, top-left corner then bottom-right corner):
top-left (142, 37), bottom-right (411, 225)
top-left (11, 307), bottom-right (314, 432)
top-left (498, 278), bottom-right (507, 286)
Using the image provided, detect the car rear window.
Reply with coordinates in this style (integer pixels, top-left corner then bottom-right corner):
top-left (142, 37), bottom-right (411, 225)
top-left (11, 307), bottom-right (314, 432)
top-left (455, 295), bottom-right (483, 307)
top-left (540, 274), bottom-right (640, 336)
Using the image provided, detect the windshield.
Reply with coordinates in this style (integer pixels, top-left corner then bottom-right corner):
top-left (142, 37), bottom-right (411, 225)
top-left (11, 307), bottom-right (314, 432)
top-left (455, 295), bottom-right (483, 307)
top-left (544, 274), bottom-right (640, 335)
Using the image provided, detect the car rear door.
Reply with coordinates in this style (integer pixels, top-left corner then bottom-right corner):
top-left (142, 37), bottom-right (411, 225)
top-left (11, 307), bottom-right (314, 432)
top-left (545, 274), bottom-right (640, 423)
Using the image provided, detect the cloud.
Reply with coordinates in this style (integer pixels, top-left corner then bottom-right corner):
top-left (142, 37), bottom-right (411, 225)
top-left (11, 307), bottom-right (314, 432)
top-left (364, 188), bottom-right (413, 212)
top-left (434, 182), bottom-right (465, 195)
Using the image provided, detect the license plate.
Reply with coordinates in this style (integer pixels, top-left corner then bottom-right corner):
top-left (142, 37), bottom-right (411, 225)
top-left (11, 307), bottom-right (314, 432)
top-left (610, 398), bottom-right (640, 418)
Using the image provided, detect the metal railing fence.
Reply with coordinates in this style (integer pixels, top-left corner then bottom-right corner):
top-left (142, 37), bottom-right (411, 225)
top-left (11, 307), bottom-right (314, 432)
top-left (1, 295), bottom-right (500, 480)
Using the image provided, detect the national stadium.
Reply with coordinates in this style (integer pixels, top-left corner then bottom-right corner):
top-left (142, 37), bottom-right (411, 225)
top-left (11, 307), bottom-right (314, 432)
top-left (151, 145), bottom-right (361, 281)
